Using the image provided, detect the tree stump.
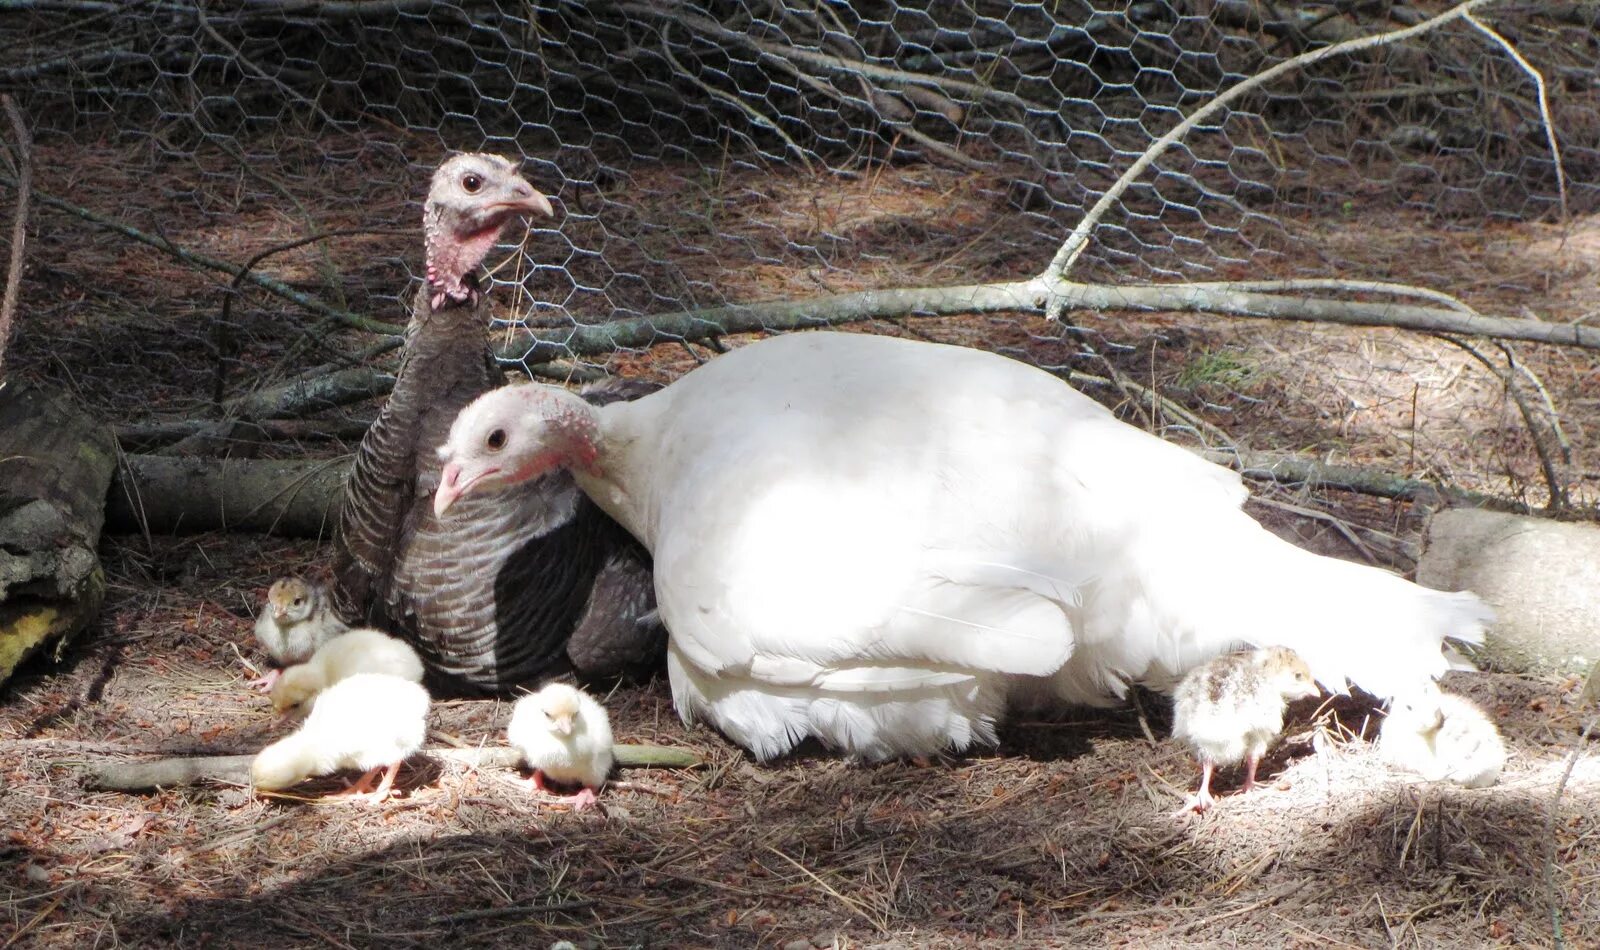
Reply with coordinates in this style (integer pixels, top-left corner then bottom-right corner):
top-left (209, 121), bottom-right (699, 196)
top-left (0, 381), bottom-right (116, 686)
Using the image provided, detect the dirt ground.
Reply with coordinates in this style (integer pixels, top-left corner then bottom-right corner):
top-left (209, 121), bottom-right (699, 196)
top-left (1, 534), bottom-right (1596, 948)
top-left (3, 131), bottom-right (1600, 947)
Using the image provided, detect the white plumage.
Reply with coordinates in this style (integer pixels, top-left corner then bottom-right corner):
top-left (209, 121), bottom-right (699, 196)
top-left (251, 577), bottom-right (348, 691)
top-left (506, 682), bottom-right (613, 810)
top-left (270, 628), bottom-right (426, 716)
top-left (1380, 682), bottom-right (1506, 788)
top-left (435, 331), bottom-right (1491, 762)
top-left (251, 673), bottom-right (430, 801)
top-left (1172, 647), bottom-right (1320, 812)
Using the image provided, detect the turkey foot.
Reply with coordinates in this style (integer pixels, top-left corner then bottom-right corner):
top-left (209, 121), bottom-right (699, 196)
top-left (334, 763), bottom-right (400, 804)
top-left (247, 668), bottom-right (281, 693)
top-left (528, 770), bottom-right (602, 812)
top-left (1176, 760), bottom-right (1217, 816)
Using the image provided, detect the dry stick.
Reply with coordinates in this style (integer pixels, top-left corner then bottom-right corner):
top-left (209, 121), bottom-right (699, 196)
top-left (658, 23), bottom-right (815, 176)
top-left (1178, 278), bottom-right (1480, 314)
top-left (76, 743), bottom-right (704, 792)
top-left (1463, 11), bottom-right (1568, 224)
top-left (1040, 0), bottom-right (1504, 315)
top-left (0, 94), bottom-right (30, 382)
top-left (503, 278), bottom-right (1600, 365)
top-left (1545, 711), bottom-right (1598, 949)
top-left (1438, 335), bottom-right (1570, 510)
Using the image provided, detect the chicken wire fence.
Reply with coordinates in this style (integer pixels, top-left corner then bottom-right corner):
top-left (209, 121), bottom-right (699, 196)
top-left (4, 0), bottom-right (1599, 515)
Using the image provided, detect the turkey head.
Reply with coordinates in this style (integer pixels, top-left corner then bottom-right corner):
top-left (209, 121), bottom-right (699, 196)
top-left (423, 153), bottom-right (554, 310)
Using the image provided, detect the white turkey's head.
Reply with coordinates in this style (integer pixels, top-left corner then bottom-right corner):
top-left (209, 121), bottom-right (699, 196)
top-left (1386, 679), bottom-right (1446, 735)
top-left (532, 682), bottom-right (585, 737)
top-left (433, 384), bottom-right (600, 517)
top-left (423, 152), bottom-right (554, 310)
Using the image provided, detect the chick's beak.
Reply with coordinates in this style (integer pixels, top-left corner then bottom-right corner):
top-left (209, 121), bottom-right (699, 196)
top-left (553, 715), bottom-right (574, 736)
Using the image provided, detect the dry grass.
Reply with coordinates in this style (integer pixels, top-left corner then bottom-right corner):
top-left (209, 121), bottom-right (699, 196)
top-left (2, 534), bottom-right (1597, 948)
top-left (3, 128), bottom-right (1600, 947)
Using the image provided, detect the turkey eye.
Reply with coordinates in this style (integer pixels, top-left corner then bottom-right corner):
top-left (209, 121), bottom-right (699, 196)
top-left (486, 428), bottom-right (507, 451)
top-left (462, 173), bottom-right (483, 193)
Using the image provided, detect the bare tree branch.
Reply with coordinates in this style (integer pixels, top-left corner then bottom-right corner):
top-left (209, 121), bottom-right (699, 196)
top-left (499, 277), bottom-right (1600, 364)
top-left (1040, 0), bottom-right (1503, 313)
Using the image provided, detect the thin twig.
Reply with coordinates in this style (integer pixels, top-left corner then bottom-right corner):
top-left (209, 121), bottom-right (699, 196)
top-left (1544, 711), bottom-right (1597, 949)
top-left (1463, 11), bottom-right (1568, 224)
top-left (1041, 0), bottom-right (1503, 313)
top-left (1439, 335), bottom-right (1569, 510)
top-left (213, 227), bottom-right (408, 403)
top-left (659, 23), bottom-right (815, 176)
top-left (1181, 279), bottom-right (1481, 314)
top-left (0, 94), bottom-right (31, 381)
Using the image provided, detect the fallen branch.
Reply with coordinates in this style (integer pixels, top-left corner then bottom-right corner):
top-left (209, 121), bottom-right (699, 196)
top-left (106, 453), bottom-right (348, 538)
top-left (1200, 447), bottom-right (1521, 511)
top-left (0, 93), bottom-right (30, 379)
top-left (99, 437), bottom-right (1525, 541)
top-left (76, 742), bottom-right (704, 792)
top-left (501, 277), bottom-right (1600, 364)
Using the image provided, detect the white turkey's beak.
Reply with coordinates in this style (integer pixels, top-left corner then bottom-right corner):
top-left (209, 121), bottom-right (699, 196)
top-left (434, 461), bottom-right (499, 517)
top-left (552, 715), bottom-right (574, 736)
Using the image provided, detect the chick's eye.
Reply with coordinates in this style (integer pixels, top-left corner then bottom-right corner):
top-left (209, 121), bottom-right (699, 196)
top-left (486, 428), bottom-right (507, 451)
top-left (462, 173), bottom-right (483, 193)
top-left (293, 597), bottom-right (305, 606)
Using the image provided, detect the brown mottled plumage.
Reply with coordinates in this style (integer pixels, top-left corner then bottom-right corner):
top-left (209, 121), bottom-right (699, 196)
top-left (332, 153), bottom-right (662, 693)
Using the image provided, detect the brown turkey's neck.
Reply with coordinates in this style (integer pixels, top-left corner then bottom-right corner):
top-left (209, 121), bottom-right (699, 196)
top-left (424, 205), bottom-right (508, 310)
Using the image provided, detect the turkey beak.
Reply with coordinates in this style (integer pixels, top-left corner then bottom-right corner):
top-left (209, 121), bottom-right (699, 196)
top-left (495, 180), bottom-right (554, 219)
top-left (552, 714), bottom-right (574, 736)
top-left (435, 461), bottom-right (500, 516)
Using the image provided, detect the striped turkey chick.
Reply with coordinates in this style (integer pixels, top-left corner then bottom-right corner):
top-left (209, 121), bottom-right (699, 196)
top-left (1172, 646), bottom-right (1320, 813)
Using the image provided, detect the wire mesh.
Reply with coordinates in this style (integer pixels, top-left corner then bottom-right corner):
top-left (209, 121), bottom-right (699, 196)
top-left (2, 0), bottom-right (1597, 511)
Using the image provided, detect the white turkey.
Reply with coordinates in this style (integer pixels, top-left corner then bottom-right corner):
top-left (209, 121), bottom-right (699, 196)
top-left (270, 628), bottom-right (425, 716)
top-left (250, 672), bottom-right (430, 802)
top-left (1171, 646), bottom-right (1320, 813)
top-left (250, 577), bottom-right (348, 692)
top-left (434, 330), bottom-right (1491, 761)
top-left (506, 682), bottom-right (614, 810)
top-left (332, 152), bottom-right (661, 693)
top-left (1380, 681), bottom-right (1506, 788)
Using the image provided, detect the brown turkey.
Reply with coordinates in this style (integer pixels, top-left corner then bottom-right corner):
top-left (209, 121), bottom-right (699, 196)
top-left (333, 152), bottom-right (662, 693)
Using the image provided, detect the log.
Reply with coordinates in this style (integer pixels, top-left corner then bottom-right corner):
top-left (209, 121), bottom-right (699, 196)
top-left (0, 381), bottom-right (116, 687)
top-left (106, 454), bottom-right (346, 537)
top-left (101, 442), bottom-right (1520, 540)
top-left (76, 742), bottom-right (705, 792)
top-left (1417, 509), bottom-right (1600, 676)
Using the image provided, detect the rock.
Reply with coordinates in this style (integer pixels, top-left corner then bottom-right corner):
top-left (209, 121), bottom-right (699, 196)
top-left (0, 382), bottom-right (116, 686)
top-left (1417, 509), bottom-right (1600, 675)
